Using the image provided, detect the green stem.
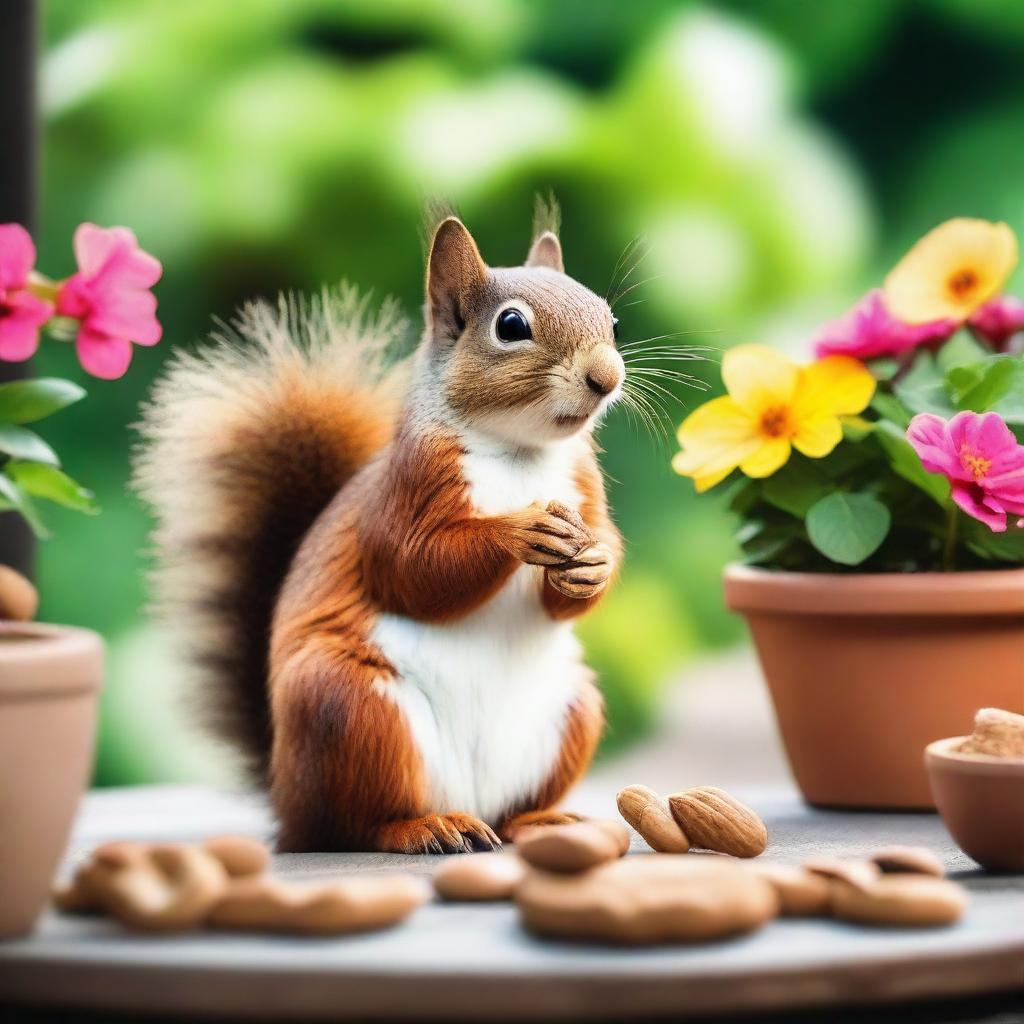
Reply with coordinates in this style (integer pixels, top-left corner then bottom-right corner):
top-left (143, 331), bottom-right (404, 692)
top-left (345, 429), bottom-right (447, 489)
top-left (27, 271), bottom-right (60, 305)
top-left (942, 504), bottom-right (959, 572)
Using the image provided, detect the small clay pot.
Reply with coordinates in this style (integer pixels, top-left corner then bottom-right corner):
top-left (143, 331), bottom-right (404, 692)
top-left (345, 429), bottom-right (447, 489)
top-left (725, 565), bottom-right (1024, 810)
top-left (0, 622), bottom-right (103, 937)
top-left (926, 737), bottom-right (1024, 872)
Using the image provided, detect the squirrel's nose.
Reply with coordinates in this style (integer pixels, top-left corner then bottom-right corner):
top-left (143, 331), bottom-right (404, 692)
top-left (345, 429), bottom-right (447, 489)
top-left (584, 346), bottom-right (624, 398)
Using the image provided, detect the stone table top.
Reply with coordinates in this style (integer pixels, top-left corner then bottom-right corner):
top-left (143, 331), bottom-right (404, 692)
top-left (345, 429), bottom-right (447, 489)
top-left (0, 782), bottom-right (1022, 1021)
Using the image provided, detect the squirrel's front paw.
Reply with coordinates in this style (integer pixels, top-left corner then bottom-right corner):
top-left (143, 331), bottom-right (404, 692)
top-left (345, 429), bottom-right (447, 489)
top-left (545, 542), bottom-right (613, 599)
top-left (509, 500), bottom-right (591, 567)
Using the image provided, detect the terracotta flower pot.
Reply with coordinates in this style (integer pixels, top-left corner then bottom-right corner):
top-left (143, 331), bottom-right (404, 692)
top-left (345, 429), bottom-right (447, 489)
top-left (724, 565), bottom-right (1024, 810)
top-left (0, 623), bottom-right (103, 937)
top-left (926, 737), bottom-right (1024, 871)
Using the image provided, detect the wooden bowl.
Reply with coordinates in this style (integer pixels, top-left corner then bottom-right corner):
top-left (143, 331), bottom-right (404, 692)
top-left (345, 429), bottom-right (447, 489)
top-left (926, 737), bottom-right (1024, 872)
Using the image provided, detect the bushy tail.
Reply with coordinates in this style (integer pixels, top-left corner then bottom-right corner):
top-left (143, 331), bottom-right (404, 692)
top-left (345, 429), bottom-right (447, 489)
top-left (133, 285), bottom-right (409, 780)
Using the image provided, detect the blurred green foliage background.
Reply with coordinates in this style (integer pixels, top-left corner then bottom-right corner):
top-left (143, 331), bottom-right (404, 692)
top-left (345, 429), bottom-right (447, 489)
top-left (29, 0), bottom-right (1024, 784)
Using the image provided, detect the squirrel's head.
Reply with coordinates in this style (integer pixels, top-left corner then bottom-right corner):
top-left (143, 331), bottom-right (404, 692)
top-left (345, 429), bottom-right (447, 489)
top-left (423, 215), bottom-right (624, 447)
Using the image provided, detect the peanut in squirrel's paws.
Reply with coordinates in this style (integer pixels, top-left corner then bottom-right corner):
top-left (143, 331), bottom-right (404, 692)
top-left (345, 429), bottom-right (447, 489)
top-left (375, 814), bottom-right (501, 854)
top-left (508, 500), bottom-right (591, 567)
top-left (545, 542), bottom-right (613, 599)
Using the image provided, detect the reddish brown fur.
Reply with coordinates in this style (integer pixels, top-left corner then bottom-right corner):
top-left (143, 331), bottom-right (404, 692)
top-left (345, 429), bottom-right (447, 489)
top-left (269, 421), bottom-right (615, 852)
top-left (140, 212), bottom-right (623, 854)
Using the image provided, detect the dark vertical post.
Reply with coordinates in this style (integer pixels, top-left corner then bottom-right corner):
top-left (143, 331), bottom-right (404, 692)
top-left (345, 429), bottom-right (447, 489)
top-left (0, 0), bottom-right (38, 577)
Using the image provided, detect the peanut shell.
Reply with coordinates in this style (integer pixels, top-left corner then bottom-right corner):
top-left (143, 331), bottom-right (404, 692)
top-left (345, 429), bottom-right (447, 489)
top-left (669, 787), bottom-right (767, 858)
top-left (616, 785), bottom-right (690, 853)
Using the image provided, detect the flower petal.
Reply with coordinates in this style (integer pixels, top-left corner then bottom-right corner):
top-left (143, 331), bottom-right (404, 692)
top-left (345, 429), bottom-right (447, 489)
top-left (792, 414), bottom-right (843, 458)
top-left (674, 395), bottom-right (762, 487)
top-left (907, 413), bottom-right (968, 480)
top-left (795, 355), bottom-right (876, 419)
top-left (812, 290), bottom-right (956, 360)
top-left (951, 481), bottom-right (1007, 532)
top-left (671, 454), bottom-right (736, 494)
top-left (0, 308), bottom-right (46, 361)
top-left (86, 289), bottom-right (162, 346)
top-left (884, 218), bottom-right (1018, 324)
top-left (0, 223), bottom-right (36, 291)
top-left (968, 295), bottom-right (1024, 348)
top-left (739, 438), bottom-right (791, 478)
top-left (72, 223), bottom-right (162, 289)
top-left (948, 409), bottom-right (1017, 464)
top-left (75, 328), bottom-right (134, 380)
top-left (722, 344), bottom-right (799, 413)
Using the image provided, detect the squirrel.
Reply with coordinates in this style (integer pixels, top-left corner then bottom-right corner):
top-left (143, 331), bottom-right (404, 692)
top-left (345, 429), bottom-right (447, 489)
top-left (134, 206), bottom-right (625, 853)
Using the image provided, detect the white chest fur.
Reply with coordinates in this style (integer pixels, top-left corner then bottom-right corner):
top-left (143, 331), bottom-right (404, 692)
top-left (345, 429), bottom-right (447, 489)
top-left (370, 433), bottom-right (589, 825)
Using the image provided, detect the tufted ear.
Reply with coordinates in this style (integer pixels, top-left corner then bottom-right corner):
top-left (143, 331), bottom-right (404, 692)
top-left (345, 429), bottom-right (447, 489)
top-left (427, 217), bottom-right (487, 344)
top-left (525, 231), bottom-right (564, 273)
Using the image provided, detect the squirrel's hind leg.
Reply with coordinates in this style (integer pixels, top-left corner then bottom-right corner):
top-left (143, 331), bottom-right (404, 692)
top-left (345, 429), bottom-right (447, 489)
top-left (269, 642), bottom-right (429, 853)
top-left (375, 813), bottom-right (500, 854)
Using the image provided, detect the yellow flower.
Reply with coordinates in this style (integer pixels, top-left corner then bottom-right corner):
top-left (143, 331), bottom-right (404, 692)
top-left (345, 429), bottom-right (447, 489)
top-left (883, 218), bottom-right (1018, 325)
top-left (672, 345), bottom-right (875, 492)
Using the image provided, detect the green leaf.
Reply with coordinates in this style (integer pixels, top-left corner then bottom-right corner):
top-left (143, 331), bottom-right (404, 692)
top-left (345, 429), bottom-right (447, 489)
top-left (893, 355), bottom-right (956, 417)
top-left (946, 363), bottom-right (985, 405)
top-left (961, 517), bottom-right (1024, 564)
top-left (0, 474), bottom-right (49, 539)
top-left (873, 421), bottom-right (950, 506)
top-left (871, 391), bottom-right (912, 429)
top-left (6, 461), bottom-right (98, 514)
top-left (762, 458), bottom-right (831, 518)
top-left (0, 378), bottom-right (86, 424)
top-left (725, 477), bottom-right (760, 515)
top-left (937, 329), bottom-right (987, 372)
top-left (806, 492), bottom-right (892, 566)
top-left (0, 425), bottom-right (59, 466)
top-left (735, 519), bottom-right (797, 566)
top-left (953, 355), bottom-right (1024, 423)
top-left (868, 358), bottom-right (901, 382)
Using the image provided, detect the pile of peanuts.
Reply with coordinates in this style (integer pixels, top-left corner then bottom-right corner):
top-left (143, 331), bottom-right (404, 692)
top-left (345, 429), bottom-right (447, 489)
top-left (433, 784), bottom-right (968, 944)
top-left (55, 836), bottom-right (428, 935)
top-left (54, 783), bottom-right (968, 944)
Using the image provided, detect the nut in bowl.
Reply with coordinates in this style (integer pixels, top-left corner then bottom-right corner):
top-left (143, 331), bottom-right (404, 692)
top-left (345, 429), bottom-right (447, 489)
top-left (925, 709), bottom-right (1024, 873)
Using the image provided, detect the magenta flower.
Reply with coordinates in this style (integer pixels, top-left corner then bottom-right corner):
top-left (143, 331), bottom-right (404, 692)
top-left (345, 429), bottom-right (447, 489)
top-left (56, 224), bottom-right (162, 380)
top-left (907, 411), bottom-right (1024, 533)
top-left (812, 290), bottom-right (956, 361)
top-left (967, 296), bottom-right (1024, 349)
top-left (0, 223), bottom-right (54, 362)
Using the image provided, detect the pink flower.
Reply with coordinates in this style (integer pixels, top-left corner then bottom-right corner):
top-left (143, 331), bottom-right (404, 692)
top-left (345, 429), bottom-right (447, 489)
top-left (56, 224), bottom-right (162, 380)
top-left (967, 295), bottom-right (1024, 349)
top-left (812, 290), bottom-right (956, 361)
top-left (0, 223), bottom-right (54, 362)
top-left (907, 411), bottom-right (1024, 533)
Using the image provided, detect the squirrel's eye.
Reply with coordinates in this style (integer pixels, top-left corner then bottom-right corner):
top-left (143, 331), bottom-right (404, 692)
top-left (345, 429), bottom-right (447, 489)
top-left (612, 316), bottom-right (620, 341)
top-left (495, 308), bottom-right (532, 343)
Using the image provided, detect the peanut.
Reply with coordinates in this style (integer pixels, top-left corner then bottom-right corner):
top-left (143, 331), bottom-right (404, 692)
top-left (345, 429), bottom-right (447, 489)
top-left (616, 785), bottom-right (690, 853)
top-left (433, 853), bottom-right (525, 901)
top-left (668, 787), bottom-right (768, 858)
top-left (870, 846), bottom-right (944, 877)
top-left (209, 874), bottom-right (428, 934)
top-left (517, 821), bottom-right (627, 874)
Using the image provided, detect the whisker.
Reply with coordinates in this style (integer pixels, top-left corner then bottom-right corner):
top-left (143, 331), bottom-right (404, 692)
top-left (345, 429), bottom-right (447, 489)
top-left (618, 331), bottom-right (721, 352)
top-left (612, 273), bottom-right (663, 309)
top-left (627, 367), bottom-right (710, 388)
top-left (608, 236), bottom-right (650, 306)
top-left (605, 234), bottom-right (646, 303)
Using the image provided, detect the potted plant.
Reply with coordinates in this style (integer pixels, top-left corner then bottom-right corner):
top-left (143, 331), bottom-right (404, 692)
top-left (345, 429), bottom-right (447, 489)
top-left (673, 218), bottom-right (1024, 810)
top-left (0, 222), bottom-right (161, 936)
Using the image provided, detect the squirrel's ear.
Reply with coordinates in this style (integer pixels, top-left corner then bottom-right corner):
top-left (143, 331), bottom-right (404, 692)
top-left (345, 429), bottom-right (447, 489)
top-left (427, 217), bottom-right (487, 343)
top-left (525, 231), bottom-right (564, 273)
